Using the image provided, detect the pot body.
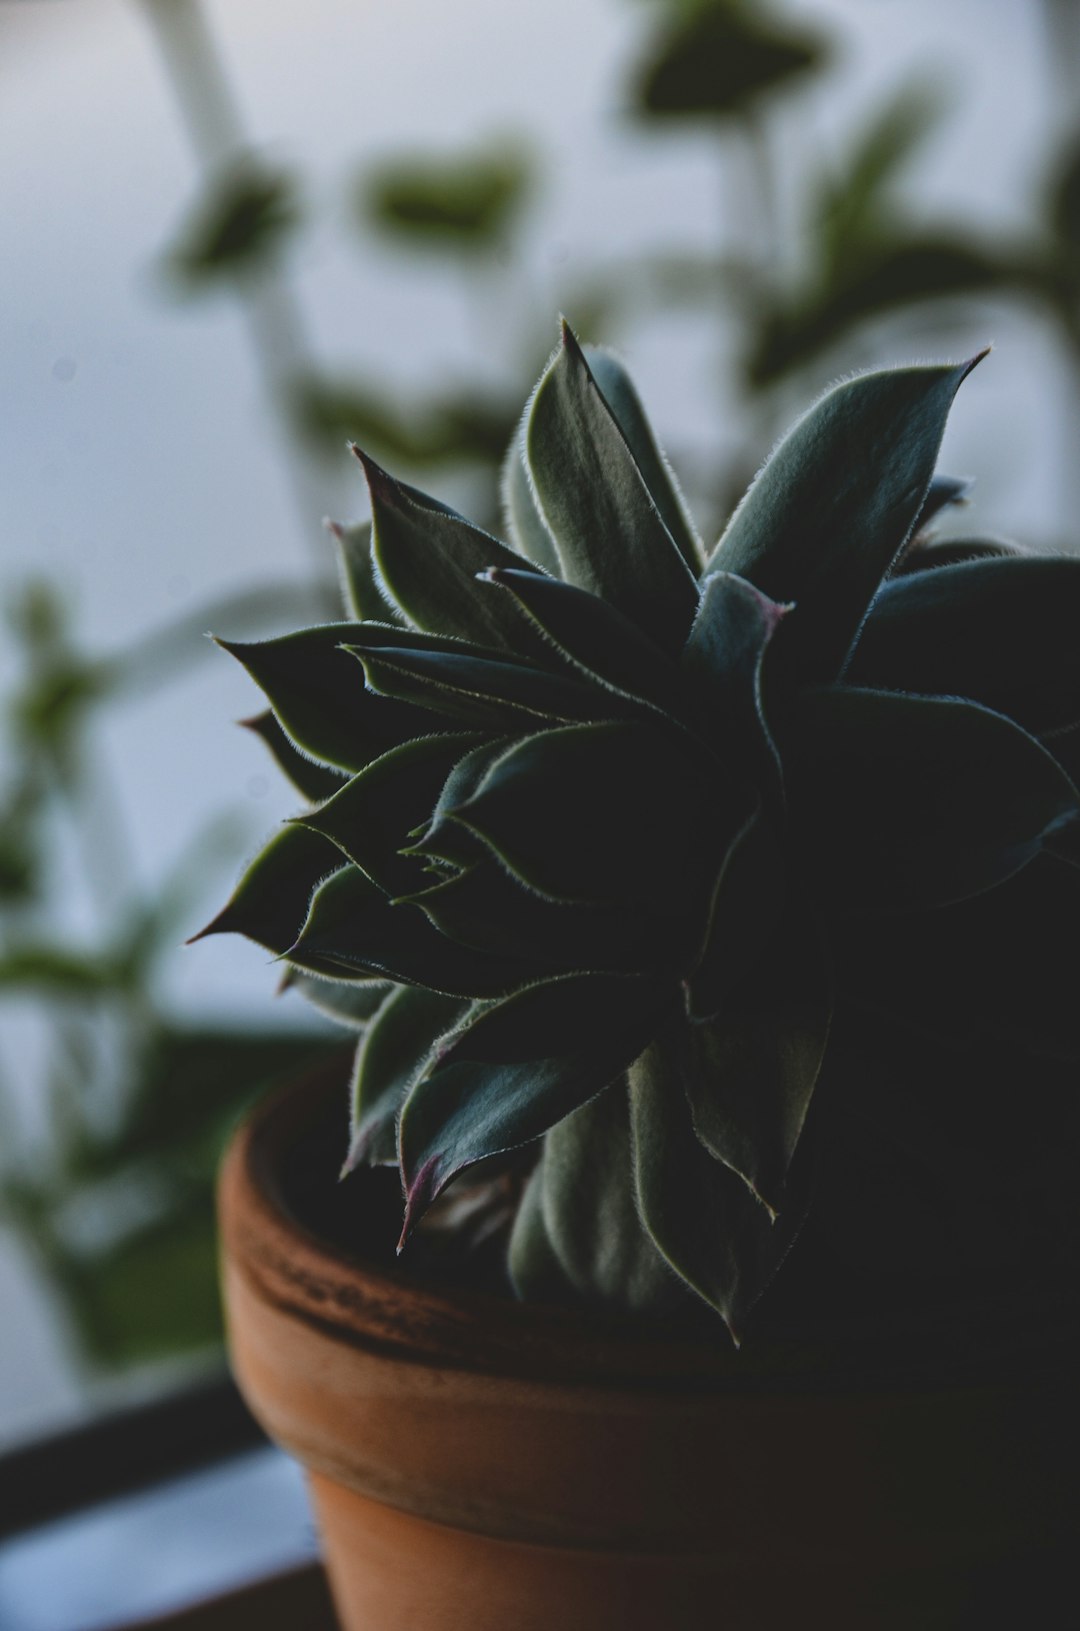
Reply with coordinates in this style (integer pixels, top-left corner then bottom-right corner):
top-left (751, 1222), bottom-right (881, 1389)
top-left (218, 1075), bottom-right (1080, 1631)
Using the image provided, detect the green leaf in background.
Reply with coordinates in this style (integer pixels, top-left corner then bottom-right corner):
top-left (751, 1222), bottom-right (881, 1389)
top-left (293, 378), bottom-right (518, 472)
top-left (632, 0), bottom-right (826, 122)
top-left (359, 142), bottom-right (533, 250)
top-left (163, 160), bottom-right (301, 287)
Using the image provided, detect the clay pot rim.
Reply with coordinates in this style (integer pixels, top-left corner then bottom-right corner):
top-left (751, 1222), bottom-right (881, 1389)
top-left (221, 1062), bottom-right (1080, 1394)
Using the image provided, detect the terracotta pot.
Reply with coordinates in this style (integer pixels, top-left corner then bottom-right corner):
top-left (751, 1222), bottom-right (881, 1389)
top-left (218, 1069), bottom-right (1080, 1631)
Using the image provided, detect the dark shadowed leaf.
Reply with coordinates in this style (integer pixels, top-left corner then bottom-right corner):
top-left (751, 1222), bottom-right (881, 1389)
top-left (788, 686), bottom-right (1079, 912)
top-left (445, 721), bottom-right (716, 914)
top-left (479, 566), bottom-right (687, 715)
top-left (630, 1024), bottom-right (809, 1342)
top-left (240, 711), bottom-right (346, 803)
top-left (219, 626), bottom-right (438, 773)
top-left (288, 863), bottom-right (539, 997)
top-left (525, 323), bottom-right (699, 653)
top-left (835, 852), bottom-right (1080, 1058)
top-left (849, 556), bottom-right (1080, 734)
top-left (398, 973), bottom-right (664, 1236)
top-left (708, 358), bottom-right (984, 681)
top-left (682, 904), bottom-right (831, 1216)
top-left (891, 535), bottom-right (1021, 576)
top-left (682, 571), bottom-right (786, 797)
top-left (344, 985), bottom-right (465, 1171)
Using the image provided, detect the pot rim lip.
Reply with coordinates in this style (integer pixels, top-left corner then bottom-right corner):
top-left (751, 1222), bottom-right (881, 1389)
top-left (220, 1060), bottom-right (1080, 1394)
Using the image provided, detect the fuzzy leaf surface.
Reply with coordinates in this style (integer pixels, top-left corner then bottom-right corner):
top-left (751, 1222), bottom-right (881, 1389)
top-left (848, 556), bottom-right (1080, 735)
top-left (510, 1084), bottom-right (684, 1313)
top-left (345, 985), bottom-right (465, 1170)
top-left (583, 345), bottom-right (703, 573)
top-left (525, 324), bottom-right (699, 653)
top-left (289, 972), bottom-right (393, 1029)
top-left (788, 686), bottom-right (1079, 912)
top-left (707, 358), bottom-right (982, 681)
top-left (682, 571), bottom-right (786, 798)
top-left (346, 639), bottom-right (611, 731)
top-left (358, 450), bottom-right (549, 653)
top-left (500, 418), bottom-right (563, 575)
top-left (398, 973), bottom-right (663, 1235)
top-left (331, 520), bottom-right (407, 624)
top-left (480, 566), bottom-right (687, 715)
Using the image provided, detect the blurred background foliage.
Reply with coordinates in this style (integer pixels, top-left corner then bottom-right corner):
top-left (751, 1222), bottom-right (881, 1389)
top-left (4, 0), bottom-right (1080, 1432)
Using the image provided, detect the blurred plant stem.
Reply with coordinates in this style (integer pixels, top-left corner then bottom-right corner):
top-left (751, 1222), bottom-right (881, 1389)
top-left (137, 0), bottom-right (337, 579)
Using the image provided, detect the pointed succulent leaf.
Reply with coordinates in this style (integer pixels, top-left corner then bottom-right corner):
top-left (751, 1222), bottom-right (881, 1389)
top-left (329, 519), bottom-right (407, 624)
top-left (788, 686), bottom-right (1080, 912)
top-left (344, 638), bottom-right (615, 731)
top-left (848, 556), bottom-right (1080, 735)
top-left (707, 356), bottom-right (985, 681)
top-left (295, 732), bottom-right (484, 897)
top-left (288, 863), bottom-right (540, 997)
top-left (629, 1027), bottom-right (809, 1342)
top-left (240, 710), bottom-right (346, 803)
top-left (510, 1083), bottom-right (684, 1313)
top-left (682, 572), bottom-right (787, 799)
top-left (500, 415), bottom-right (563, 575)
top-left (344, 985), bottom-right (465, 1171)
top-left (525, 322), bottom-right (699, 653)
top-left (835, 853), bottom-right (1080, 1059)
top-left (190, 824), bottom-right (342, 955)
top-left (682, 905), bottom-right (831, 1217)
top-left (398, 972), bottom-right (664, 1238)
top-left (356, 448), bottom-right (550, 653)
top-left (447, 721), bottom-right (715, 914)
top-left (219, 626), bottom-right (436, 773)
top-left (478, 566), bottom-right (687, 716)
top-left (583, 344), bottom-right (703, 573)
top-left (288, 972), bottom-right (393, 1029)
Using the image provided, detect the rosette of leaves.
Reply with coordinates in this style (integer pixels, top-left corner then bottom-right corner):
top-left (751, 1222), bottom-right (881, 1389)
top-left (200, 323), bottom-right (1080, 1341)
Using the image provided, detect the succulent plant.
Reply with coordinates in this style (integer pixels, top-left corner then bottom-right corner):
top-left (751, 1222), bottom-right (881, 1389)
top-left (200, 322), bottom-right (1080, 1341)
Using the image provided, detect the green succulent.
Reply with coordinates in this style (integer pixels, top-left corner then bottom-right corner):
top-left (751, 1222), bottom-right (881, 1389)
top-left (200, 322), bottom-right (1080, 1341)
